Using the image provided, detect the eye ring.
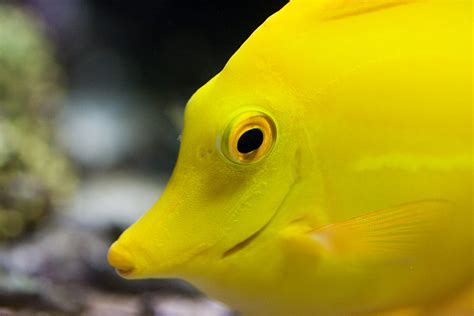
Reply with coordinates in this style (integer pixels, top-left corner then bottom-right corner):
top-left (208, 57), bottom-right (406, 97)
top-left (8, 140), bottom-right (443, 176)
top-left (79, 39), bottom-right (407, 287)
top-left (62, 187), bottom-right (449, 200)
top-left (221, 111), bottom-right (276, 164)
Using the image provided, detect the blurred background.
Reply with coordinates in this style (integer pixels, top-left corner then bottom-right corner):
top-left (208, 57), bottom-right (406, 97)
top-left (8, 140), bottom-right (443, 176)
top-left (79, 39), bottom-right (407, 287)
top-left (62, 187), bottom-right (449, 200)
top-left (0, 1), bottom-right (286, 315)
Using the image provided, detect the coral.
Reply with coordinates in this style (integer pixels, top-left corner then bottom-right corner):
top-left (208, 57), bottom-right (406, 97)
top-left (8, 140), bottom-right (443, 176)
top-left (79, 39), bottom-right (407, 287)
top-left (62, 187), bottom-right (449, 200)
top-left (0, 5), bottom-right (76, 241)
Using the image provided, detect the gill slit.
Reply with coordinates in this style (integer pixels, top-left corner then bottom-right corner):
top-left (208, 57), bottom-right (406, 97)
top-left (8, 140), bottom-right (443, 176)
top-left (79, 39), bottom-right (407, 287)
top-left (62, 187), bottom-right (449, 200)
top-left (221, 150), bottom-right (303, 258)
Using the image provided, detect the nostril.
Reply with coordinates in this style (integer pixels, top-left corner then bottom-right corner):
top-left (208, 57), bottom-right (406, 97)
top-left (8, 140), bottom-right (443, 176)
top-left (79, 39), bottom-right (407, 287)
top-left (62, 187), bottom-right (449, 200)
top-left (108, 242), bottom-right (135, 276)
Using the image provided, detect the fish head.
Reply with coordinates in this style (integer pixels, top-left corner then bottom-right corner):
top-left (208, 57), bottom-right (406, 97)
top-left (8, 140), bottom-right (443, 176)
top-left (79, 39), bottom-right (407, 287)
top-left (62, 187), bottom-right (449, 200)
top-left (108, 70), bottom-right (305, 279)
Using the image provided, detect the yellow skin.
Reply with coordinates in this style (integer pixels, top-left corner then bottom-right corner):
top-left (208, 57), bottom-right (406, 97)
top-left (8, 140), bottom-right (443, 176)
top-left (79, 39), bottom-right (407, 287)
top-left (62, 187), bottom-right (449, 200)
top-left (108, 0), bottom-right (473, 315)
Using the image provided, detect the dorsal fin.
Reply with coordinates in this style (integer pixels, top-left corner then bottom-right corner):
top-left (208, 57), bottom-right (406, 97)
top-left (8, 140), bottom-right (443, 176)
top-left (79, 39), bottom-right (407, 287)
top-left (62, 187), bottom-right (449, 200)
top-left (293, 0), bottom-right (418, 20)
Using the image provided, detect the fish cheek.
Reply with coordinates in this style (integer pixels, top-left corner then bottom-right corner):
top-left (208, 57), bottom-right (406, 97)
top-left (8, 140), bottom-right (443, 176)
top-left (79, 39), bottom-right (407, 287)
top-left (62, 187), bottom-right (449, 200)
top-left (199, 158), bottom-right (252, 200)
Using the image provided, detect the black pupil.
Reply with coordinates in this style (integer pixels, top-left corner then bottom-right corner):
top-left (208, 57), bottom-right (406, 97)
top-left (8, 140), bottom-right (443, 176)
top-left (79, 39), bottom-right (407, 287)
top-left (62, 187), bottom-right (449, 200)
top-left (237, 128), bottom-right (264, 154)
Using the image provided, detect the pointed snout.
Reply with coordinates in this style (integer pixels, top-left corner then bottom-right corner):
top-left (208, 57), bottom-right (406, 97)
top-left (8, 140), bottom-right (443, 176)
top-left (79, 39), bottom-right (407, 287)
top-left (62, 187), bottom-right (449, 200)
top-left (108, 241), bottom-right (136, 278)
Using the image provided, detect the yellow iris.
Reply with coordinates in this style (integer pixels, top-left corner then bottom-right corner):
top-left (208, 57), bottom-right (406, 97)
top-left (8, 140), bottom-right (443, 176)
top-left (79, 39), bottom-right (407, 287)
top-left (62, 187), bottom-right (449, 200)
top-left (222, 111), bottom-right (276, 164)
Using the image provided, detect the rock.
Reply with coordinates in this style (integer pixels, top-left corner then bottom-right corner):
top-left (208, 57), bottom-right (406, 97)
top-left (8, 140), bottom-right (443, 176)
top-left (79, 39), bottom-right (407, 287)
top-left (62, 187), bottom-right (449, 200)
top-left (81, 291), bottom-right (139, 316)
top-left (143, 295), bottom-right (236, 316)
top-left (0, 268), bottom-right (82, 314)
top-left (0, 221), bottom-right (235, 315)
top-left (0, 219), bottom-right (201, 303)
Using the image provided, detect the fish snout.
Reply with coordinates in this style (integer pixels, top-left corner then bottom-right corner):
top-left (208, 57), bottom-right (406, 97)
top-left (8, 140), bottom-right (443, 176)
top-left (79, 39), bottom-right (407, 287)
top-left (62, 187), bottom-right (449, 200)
top-left (108, 241), bottom-right (136, 278)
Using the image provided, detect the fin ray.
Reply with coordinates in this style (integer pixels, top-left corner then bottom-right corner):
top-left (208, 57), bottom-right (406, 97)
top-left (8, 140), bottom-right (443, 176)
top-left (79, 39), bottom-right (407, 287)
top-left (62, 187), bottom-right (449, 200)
top-left (305, 200), bottom-right (454, 263)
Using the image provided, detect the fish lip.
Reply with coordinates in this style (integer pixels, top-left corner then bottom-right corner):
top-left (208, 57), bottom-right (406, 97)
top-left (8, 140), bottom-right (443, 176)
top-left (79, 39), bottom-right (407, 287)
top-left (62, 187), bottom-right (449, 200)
top-left (115, 267), bottom-right (135, 277)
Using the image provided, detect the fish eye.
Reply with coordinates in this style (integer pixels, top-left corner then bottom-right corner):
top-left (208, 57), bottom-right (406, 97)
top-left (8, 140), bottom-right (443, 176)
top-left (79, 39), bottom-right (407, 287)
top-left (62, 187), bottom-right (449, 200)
top-left (222, 111), bottom-right (276, 164)
top-left (237, 128), bottom-right (264, 153)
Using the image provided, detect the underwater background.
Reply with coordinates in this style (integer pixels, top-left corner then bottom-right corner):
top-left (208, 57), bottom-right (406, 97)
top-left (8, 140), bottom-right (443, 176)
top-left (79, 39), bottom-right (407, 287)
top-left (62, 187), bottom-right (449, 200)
top-left (0, 1), bottom-right (285, 315)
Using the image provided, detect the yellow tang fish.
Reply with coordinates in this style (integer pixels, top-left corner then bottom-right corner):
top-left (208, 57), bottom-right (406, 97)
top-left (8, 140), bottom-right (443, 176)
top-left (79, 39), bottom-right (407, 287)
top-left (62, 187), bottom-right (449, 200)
top-left (108, 0), bottom-right (473, 315)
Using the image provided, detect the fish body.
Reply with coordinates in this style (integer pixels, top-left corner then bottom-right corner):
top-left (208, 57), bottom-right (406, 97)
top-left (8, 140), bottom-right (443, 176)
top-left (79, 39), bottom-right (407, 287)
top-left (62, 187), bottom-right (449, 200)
top-left (109, 1), bottom-right (473, 315)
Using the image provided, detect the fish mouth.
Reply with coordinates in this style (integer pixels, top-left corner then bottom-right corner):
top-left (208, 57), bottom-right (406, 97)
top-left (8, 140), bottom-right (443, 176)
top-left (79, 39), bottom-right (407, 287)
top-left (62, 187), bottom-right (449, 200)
top-left (108, 242), bottom-right (136, 278)
top-left (115, 266), bottom-right (135, 277)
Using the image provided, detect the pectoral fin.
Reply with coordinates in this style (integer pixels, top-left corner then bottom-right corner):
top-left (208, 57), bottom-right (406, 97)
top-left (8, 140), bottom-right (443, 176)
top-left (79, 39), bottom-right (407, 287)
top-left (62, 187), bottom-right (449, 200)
top-left (285, 200), bottom-right (453, 264)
